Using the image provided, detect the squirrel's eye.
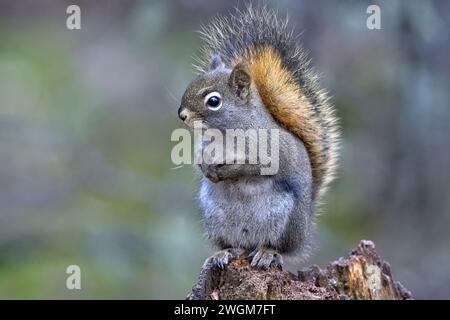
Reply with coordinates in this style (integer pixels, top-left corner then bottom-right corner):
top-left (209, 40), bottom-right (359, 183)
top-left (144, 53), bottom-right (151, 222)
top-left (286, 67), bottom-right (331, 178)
top-left (204, 92), bottom-right (222, 111)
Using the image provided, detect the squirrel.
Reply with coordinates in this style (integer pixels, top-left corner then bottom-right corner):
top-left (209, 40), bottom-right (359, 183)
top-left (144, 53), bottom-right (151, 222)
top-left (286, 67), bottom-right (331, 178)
top-left (178, 5), bottom-right (339, 269)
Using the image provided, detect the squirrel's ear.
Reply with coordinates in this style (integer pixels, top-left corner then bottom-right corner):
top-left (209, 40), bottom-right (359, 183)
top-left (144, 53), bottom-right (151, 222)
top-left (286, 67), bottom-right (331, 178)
top-left (209, 54), bottom-right (225, 71)
top-left (229, 63), bottom-right (251, 101)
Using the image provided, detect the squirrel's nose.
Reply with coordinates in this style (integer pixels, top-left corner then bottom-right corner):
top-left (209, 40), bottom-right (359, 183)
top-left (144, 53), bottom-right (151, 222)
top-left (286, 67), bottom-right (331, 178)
top-left (178, 107), bottom-right (188, 121)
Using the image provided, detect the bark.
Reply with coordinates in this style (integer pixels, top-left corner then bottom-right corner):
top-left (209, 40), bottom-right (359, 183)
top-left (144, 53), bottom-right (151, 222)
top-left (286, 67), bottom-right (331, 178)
top-left (187, 240), bottom-right (412, 300)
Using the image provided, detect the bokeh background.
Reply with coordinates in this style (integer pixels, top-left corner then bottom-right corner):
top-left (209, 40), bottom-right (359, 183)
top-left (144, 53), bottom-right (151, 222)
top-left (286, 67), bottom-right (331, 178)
top-left (0, 0), bottom-right (449, 299)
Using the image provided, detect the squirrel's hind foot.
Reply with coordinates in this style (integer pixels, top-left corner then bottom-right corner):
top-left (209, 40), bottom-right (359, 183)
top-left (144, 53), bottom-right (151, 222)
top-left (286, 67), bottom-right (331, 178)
top-left (204, 248), bottom-right (246, 269)
top-left (249, 248), bottom-right (284, 270)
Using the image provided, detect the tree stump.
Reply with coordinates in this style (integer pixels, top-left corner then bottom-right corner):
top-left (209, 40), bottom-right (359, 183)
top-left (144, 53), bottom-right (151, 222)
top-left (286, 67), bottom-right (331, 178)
top-left (187, 240), bottom-right (412, 300)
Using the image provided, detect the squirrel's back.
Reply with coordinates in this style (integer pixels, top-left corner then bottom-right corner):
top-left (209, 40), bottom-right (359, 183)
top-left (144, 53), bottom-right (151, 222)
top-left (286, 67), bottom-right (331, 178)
top-left (195, 5), bottom-right (340, 203)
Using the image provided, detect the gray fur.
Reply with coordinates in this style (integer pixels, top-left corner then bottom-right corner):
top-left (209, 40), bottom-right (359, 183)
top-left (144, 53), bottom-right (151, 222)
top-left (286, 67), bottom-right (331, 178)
top-left (198, 131), bottom-right (313, 256)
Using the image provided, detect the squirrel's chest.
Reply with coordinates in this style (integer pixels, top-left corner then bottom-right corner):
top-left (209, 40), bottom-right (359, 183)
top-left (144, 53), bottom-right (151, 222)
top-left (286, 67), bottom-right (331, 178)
top-left (199, 178), bottom-right (294, 248)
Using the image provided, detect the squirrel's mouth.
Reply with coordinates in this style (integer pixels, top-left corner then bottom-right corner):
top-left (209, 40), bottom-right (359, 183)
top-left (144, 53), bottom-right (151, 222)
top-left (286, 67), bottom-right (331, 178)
top-left (182, 117), bottom-right (199, 129)
top-left (183, 116), bottom-right (210, 131)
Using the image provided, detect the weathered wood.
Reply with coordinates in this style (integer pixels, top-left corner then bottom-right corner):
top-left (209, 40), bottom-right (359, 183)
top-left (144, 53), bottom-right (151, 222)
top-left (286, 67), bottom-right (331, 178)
top-left (187, 240), bottom-right (412, 300)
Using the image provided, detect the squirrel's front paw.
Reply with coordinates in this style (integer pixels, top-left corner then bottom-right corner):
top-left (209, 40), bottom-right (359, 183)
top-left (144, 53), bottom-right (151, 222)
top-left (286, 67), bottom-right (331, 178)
top-left (203, 248), bottom-right (245, 269)
top-left (200, 164), bottom-right (253, 182)
top-left (249, 248), bottom-right (284, 270)
top-left (199, 164), bottom-right (223, 183)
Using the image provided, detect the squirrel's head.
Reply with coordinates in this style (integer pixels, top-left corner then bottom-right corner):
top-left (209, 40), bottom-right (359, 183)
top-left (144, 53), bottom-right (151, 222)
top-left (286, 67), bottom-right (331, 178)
top-left (179, 54), bottom-right (269, 131)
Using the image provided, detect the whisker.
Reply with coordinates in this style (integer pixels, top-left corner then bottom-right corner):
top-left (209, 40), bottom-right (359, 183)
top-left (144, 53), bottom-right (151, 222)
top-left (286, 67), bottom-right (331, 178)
top-left (165, 87), bottom-right (180, 104)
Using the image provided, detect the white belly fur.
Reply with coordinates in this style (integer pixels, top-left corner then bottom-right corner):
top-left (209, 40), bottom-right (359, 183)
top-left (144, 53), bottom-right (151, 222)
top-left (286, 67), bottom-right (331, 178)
top-left (200, 178), bottom-right (294, 249)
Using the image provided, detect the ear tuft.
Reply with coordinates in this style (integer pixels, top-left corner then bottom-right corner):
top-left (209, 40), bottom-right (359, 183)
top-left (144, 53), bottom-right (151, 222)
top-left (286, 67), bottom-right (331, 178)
top-left (209, 54), bottom-right (225, 71)
top-left (229, 63), bottom-right (251, 100)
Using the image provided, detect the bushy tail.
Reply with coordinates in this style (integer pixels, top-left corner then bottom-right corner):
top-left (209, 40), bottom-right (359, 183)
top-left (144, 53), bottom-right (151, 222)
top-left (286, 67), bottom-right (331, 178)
top-left (195, 5), bottom-right (340, 203)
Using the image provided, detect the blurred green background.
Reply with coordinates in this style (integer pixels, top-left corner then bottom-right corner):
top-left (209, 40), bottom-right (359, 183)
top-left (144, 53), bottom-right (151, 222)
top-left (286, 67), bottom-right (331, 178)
top-left (0, 0), bottom-right (449, 299)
